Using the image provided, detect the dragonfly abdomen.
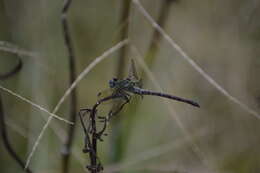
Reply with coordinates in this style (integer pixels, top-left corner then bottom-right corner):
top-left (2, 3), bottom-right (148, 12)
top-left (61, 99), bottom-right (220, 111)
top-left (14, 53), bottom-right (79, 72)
top-left (133, 88), bottom-right (200, 107)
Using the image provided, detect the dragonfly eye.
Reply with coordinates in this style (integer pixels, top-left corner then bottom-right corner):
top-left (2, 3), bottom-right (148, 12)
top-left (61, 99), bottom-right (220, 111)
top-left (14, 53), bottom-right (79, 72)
top-left (109, 79), bottom-right (116, 88)
top-left (112, 77), bottom-right (118, 81)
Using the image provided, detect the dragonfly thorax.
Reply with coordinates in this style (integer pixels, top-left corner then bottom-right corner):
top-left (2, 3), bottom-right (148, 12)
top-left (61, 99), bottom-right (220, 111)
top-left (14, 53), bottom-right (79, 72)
top-left (109, 77), bottom-right (135, 90)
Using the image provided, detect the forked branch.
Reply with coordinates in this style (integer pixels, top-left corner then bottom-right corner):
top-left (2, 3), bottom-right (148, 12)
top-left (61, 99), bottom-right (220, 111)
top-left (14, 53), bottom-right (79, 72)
top-left (79, 95), bottom-right (130, 173)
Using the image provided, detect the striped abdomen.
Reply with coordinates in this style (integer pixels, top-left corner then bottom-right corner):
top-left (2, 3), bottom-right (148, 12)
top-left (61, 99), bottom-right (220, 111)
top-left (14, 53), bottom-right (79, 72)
top-left (132, 88), bottom-right (200, 108)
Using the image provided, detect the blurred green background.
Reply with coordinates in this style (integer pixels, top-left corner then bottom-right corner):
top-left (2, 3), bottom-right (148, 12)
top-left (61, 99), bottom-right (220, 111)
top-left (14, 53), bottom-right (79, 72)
top-left (1, 0), bottom-right (260, 173)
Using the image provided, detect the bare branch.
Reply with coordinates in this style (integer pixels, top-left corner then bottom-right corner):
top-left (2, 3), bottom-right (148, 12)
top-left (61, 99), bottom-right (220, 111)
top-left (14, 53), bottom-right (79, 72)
top-left (0, 95), bottom-right (33, 173)
top-left (0, 57), bottom-right (22, 80)
top-left (0, 57), bottom-right (33, 173)
top-left (60, 0), bottom-right (78, 172)
top-left (0, 85), bottom-right (73, 125)
top-left (0, 41), bottom-right (37, 57)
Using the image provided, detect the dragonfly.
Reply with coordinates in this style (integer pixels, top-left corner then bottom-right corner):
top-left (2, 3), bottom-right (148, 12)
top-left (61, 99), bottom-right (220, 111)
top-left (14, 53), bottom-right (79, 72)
top-left (98, 59), bottom-right (199, 115)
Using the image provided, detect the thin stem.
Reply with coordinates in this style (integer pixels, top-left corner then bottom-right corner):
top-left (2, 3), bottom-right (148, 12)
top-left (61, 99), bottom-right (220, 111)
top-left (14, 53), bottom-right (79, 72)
top-left (0, 41), bottom-right (37, 58)
top-left (0, 57), bottom-right (32, 172)
top-left (90, 108), bottom-right (97, 172)
top-left (124, 0), bottom-right (176, 158)
top-left (116, 0), bottom-right (131, 79)
top-left (110, 0), bottom-right (131, 165)
top-left (0, 95), bottom-right (32, 173)
top-left (79, 95), bottom-right (125, 173)
top-left (144, 0), bottom-right (175, 68)
top-left (61, 0), bottom-right (78, 173)
top-left (0, 57), bottom-right (22, 80)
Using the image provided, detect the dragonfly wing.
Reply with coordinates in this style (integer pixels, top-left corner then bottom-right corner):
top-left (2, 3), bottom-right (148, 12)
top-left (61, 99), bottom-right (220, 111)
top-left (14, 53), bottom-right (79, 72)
top-left (127, 59), bottom-right (139, 81)
top-left (108, 97), bottom-right (128, 118)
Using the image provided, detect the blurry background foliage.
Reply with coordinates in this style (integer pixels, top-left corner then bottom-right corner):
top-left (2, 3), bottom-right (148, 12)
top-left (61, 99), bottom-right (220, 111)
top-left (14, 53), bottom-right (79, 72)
top-left (1, 0), bottom-right (260, 173)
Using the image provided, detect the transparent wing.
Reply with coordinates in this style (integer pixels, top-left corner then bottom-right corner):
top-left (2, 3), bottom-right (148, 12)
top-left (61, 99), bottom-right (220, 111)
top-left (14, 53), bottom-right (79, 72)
top-left (127, 59), bottom-right (142, 88)
top-left (107, 96), bottom-right (129, 119)
top-left (97, 89), bottom-right (129, 118)
top-left (127, 59), bottom-right (139, 82)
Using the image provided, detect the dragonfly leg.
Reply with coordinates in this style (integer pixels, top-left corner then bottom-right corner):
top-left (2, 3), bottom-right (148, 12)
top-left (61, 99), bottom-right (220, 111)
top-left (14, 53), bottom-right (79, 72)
top-left (137, 93), bottom-right (144, 99)
top-left (118, 90), bottom-right (131, 102)
top-left (106, 92), bottom-right (131, 120)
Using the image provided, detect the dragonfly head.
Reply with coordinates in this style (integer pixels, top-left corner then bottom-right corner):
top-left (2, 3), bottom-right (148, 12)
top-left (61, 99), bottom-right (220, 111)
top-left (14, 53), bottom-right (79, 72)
top-left (109, 78), bottom-right (118, 88)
